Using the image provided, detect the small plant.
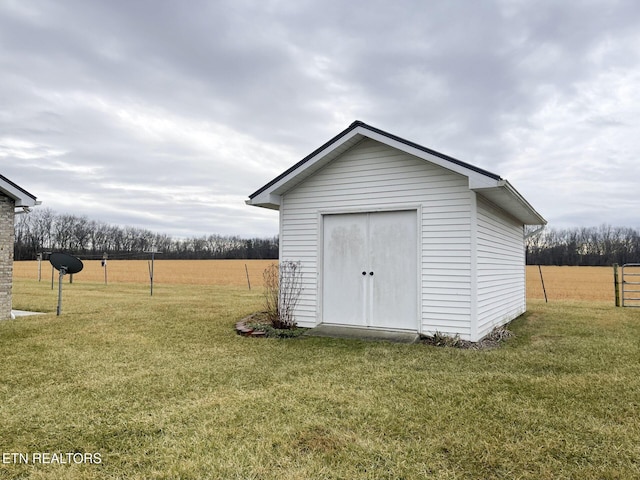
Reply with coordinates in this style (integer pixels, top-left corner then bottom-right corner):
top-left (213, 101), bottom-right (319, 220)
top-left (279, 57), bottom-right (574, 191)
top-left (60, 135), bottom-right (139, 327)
top-left (485, 325), bottom-right (514, 342)
top-left (262, 260), bottom-right (303, 329)
top-left (430, 331), bottom-right (463, 348)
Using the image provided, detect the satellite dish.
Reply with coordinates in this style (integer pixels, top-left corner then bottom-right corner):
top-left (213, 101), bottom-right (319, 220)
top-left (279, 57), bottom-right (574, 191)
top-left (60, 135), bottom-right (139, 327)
top-left (49, 253), bottom-right (83, 275)
top-left (49, 253), bottom-right (83, 316)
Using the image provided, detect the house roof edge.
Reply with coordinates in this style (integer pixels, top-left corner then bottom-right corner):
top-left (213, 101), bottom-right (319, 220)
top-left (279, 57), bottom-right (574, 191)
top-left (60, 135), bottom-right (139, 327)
top-left (0, 174), bottom-right (38, 206)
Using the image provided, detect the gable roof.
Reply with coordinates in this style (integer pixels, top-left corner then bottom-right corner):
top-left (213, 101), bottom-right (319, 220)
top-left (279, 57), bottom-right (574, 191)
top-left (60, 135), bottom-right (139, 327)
top-left (0, 174), bottom-right (39, 208)
top-left (247, 121), bottom-right (546, 225)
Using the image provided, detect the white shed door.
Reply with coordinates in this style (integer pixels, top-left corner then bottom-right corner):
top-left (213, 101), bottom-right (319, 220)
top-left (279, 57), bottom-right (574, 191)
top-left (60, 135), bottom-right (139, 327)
top-left (322, 210), bottom-right (417, 330)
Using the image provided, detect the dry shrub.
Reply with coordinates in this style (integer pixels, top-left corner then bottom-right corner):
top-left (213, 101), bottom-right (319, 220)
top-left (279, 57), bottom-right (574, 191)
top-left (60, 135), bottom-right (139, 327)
top-left (423, 324), bottom-right (514, 350)
top-left (262, 260), bottom-right (303, 329)
top-left (263, 263), bottom-right (279, 325)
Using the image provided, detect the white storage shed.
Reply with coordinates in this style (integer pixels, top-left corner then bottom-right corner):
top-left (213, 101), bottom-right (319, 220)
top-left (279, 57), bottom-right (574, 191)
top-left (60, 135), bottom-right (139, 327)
top-left (247, 121), bottom-right (546, 341)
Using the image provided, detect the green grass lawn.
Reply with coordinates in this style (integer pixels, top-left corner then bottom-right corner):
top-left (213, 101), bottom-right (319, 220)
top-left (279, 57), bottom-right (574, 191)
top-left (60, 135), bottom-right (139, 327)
top-left (1, 279), bottom-right (639, 479)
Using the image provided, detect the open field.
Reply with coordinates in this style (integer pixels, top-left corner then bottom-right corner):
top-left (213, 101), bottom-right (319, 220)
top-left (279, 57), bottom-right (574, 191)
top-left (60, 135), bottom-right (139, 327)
top-left (1, 274), bottom-right (639, 478)
top-left (13, 259), bottom-right (277, 288)
top-left (14, 260), bottom-right (614, 302)
top-left (15, 261), bottom-right (618, 303)
top-left (526, 265), bottom-right (616, 302)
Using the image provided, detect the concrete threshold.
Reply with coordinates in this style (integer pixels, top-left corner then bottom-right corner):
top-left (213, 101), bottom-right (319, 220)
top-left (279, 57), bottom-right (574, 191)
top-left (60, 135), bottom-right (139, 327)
top-left (11, 310), bottom-right (46, 318)
top-left (305, 324), bottom-right (420, 344)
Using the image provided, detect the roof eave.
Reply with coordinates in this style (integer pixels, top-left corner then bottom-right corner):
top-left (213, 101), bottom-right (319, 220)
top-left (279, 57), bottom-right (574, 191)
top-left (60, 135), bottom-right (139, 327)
top-left (473, 180), bottom-right (547, 226)
top-left (245, 195), bottom-right (281, 210)
top-left (0, 175), bottom-right (38, 207)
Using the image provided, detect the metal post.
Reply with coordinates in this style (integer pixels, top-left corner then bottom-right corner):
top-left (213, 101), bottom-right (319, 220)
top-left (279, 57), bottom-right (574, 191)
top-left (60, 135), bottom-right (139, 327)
top-left (538, 265), bottom-right (548, 303)
top-left (37, 253), bottom-right (42, 282)
top-left (149, 251), bottom-right (154, 296)
top-left (56, 267), bottom-right (66, 316)
top-left (51, 264), bottom-right (54, 290)
top-left (245, 263), bottom-right (251, 290)
top-left (145, 248), bottom-right (161, 296)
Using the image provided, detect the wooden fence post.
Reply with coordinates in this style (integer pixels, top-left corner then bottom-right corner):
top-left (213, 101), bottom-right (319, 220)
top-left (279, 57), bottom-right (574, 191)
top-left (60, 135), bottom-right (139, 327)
top-left (613, 263), bottom-right (620, 307)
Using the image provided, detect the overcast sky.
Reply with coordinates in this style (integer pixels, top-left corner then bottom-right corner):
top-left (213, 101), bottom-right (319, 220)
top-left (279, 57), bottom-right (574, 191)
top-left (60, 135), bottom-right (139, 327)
top-left (2, 0), bottom-right (639, 238)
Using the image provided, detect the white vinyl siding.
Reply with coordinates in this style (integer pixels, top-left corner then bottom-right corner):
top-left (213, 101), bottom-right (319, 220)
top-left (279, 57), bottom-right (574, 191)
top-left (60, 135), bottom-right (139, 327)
top-left (280, 137), bottom-right (472, 337)
top-left (476, 196), bottom-right (526, 338)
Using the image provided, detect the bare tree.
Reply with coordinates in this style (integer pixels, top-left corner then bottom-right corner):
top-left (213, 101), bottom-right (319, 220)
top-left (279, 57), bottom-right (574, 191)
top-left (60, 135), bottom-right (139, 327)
top-left (53, 214), bottom-right (76, 251)
top-left (71, 216), bottom-right (91, 252)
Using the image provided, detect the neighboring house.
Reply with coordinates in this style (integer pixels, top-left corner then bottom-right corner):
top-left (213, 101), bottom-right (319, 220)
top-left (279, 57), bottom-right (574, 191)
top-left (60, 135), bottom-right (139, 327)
top-left (247, 121), bottom-right (546, 342)
top-left (0, 175), bottom-right (39, 320)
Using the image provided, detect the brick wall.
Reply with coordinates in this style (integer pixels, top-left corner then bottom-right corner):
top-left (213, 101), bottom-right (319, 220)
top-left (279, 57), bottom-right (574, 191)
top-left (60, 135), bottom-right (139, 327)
top-left (0, 194), bottom-right (15, 320)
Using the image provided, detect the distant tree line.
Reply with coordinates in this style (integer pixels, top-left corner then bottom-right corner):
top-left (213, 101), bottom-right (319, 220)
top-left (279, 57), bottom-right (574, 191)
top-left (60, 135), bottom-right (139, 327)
top-left (13, 208), bottom-right (278, 260)
top-left (526, 225), bottom-right (640, 266)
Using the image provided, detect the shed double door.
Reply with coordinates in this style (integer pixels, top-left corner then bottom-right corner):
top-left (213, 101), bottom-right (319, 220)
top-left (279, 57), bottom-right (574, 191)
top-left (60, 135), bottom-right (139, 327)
top-left (322, 210), bottom-right (417, 330)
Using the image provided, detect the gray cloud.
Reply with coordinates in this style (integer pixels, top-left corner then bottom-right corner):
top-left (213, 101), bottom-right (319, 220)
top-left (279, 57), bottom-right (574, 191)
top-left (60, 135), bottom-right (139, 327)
top-left (2, 0), bottom-right (640, 239)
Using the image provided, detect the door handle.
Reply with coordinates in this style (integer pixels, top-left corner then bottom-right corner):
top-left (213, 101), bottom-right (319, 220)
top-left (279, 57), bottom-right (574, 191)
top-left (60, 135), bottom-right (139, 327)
top-left (362, 271), bottom-right (367, 276)
top-left (369, 271), bottom-right (374, 276)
